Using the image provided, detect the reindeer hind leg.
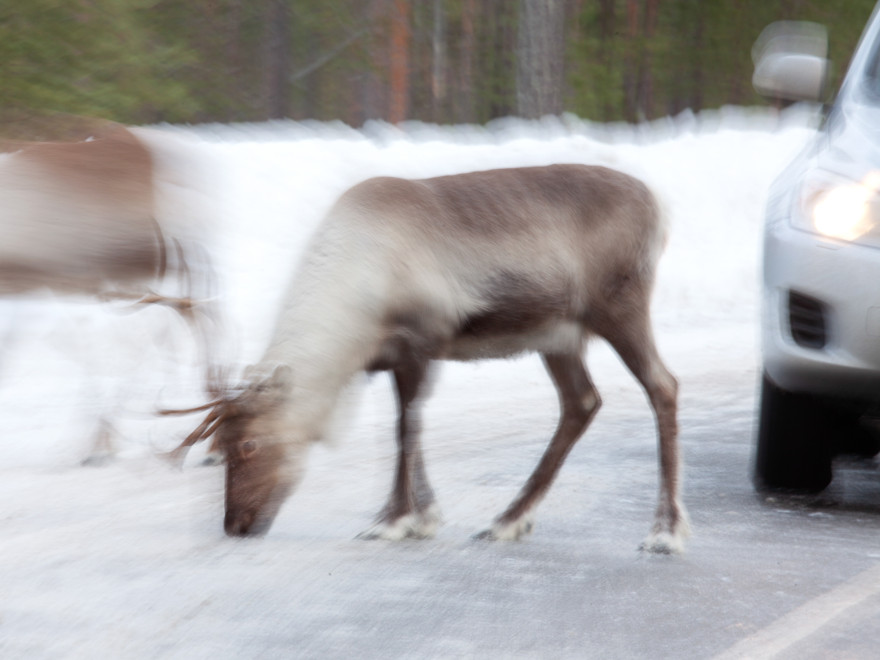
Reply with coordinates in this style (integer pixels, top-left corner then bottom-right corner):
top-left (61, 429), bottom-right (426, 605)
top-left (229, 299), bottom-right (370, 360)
top-left (597, 300), bottom-right (689, 554)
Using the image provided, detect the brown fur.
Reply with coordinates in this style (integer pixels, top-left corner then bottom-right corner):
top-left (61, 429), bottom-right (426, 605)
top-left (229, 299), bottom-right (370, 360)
top-left (0, 123), bottom-right (164, 295)
top-left (179, 164), bottom-right (688, 552)
top-left (2, 121), bottom-right (218, 461)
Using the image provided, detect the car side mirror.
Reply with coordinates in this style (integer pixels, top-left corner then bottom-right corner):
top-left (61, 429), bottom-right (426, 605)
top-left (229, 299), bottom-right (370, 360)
top-left (752, 21), bottom-right (830, 103)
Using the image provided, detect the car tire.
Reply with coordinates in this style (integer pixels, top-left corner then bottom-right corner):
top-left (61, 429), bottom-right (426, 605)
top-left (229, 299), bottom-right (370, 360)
top-left (837, 418), bottom-right (880, 458)
top-left (753, 372), bottom-right (833, 492)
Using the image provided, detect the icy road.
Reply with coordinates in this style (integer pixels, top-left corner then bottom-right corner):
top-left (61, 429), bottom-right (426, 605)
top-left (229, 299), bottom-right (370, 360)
top-left (3, 108), bottom-right (880, 658)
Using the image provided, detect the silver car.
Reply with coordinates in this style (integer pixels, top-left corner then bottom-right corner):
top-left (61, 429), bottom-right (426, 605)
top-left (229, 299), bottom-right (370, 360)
top-left (755, 7), bottom-right (880, 491)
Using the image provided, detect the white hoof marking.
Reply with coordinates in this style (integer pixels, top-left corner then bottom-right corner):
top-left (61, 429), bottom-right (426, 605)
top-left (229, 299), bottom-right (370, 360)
top-left (474, 516), bottom-right (534, 541)
top-left (640, 531), bottom-right (685, 555)
top-left (641, 511), bottom-right (691, 554)
top-left (358, 505), bottom-right (442, 541)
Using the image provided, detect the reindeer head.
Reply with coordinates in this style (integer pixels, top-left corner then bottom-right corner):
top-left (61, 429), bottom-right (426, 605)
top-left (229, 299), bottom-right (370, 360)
top-left (163, 364), bottom-right (299, 536)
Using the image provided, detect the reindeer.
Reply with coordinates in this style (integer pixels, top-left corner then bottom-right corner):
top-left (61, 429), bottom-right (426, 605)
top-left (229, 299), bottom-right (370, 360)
top-left (0, 121), bottom-right (216, 461)
top-left (170, 163), bottom-right (689, 553)
top-left (1, 122), bottom-right (196, 301)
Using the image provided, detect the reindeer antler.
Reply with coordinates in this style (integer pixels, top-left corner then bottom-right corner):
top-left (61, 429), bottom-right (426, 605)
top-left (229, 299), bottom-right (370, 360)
top-left (158, 401), bottom-right (231, 466)
top-left (158, 400), bottom-right (219, 416)
top-left (159, 385), bottom-right (251, 466)
top-left (158, 365), bottom-right (260, 466)
top-left (160, 404), bottom-right (226, 464)
top-left (156, 360), bottom-right (241, 465)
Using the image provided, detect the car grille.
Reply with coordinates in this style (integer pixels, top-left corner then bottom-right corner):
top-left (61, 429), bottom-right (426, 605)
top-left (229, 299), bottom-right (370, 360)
top-left (788, 290), bottom-right (827, 349)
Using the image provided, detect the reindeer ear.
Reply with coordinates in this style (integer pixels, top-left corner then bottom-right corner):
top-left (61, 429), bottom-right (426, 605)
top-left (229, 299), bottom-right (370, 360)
top-left (242, 364), bottom-right (257, 380)
top-left (268, 364), bottom-right (293, 393)
top-left (242, 363), bottom-right (262, 386)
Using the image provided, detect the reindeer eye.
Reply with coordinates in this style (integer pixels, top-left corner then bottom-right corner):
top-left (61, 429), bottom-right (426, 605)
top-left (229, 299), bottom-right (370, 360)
top-left (240, 439), bottom-right (258, 457)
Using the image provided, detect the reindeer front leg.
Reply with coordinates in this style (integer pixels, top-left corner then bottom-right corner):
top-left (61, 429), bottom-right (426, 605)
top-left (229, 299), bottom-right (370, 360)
top-left (358, 357), bottom-right (441, 540)
top-left (476, 352), bottom-right (599, 541)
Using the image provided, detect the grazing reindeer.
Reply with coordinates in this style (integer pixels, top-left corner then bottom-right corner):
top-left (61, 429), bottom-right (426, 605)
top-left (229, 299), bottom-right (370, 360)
top-left (1, 122), bottom-right (194, 302)
top-left (0, 122), bottom-right (216, 460)
top-left (174, 164), bottom-right (689, 553)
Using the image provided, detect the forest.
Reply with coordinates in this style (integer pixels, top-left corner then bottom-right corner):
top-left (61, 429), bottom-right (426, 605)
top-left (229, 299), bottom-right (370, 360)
top-left (0, 0), bottom-right (877, 130)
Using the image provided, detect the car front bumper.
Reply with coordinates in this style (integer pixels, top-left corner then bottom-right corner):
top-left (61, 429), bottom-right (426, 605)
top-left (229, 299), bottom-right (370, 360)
top-left (762, 216), bottom-right (880, 403)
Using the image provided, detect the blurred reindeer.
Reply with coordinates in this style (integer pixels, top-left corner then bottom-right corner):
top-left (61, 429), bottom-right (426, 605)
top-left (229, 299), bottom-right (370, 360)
top-left (168, 163), bottom-right (689, 554)
top-left (0, 119), bottom-right (217, 463)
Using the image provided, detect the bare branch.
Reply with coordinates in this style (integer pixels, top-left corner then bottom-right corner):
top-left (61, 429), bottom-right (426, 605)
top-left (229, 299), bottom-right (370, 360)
top-left (290, 28), bottom-right (370, 84)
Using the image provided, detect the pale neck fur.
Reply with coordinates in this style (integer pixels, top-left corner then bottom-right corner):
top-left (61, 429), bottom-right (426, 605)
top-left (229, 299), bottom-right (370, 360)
top-left (257, 216), bottom-right (389, 443)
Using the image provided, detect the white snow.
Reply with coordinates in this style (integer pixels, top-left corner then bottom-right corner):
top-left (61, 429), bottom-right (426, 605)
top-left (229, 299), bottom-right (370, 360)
top-left (0, 107), bottom-right (819, 658)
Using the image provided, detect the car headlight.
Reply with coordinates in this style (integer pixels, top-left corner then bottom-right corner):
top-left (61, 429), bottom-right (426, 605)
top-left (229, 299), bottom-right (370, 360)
top-left (797, 171), bottom-right (880, 244)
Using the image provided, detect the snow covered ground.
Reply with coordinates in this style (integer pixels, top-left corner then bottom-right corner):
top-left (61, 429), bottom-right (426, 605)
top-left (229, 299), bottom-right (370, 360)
top-left (0, 107), bottom-right (822, 658)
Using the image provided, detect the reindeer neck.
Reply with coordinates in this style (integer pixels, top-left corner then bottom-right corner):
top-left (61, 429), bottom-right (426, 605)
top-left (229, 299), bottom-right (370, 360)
top-left (259, 250), bottom-right (386, 442)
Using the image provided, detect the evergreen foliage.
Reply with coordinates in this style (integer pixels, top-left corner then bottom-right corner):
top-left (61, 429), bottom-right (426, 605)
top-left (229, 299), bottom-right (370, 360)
top-left (0, 0), bottom-right (876, 128)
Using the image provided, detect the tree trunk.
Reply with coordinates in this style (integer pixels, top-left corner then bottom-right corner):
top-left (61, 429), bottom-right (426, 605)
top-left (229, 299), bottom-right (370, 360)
top-left (263, 0), bottom-right (291, 120)
top-left (636, 0), bottom-right (659, 120)
top-left (691, 5), bottom-right (704, 113)
top-left (623, 0), bottom-right (640, 122)
top-left (358, 0), bottom-right (387, 124)
top-left (225, 0), bottom-right (243, 121)
top-left (598, 0), bottom-right (616, 121)
top-left (389, 0), bottom-right (411, 123)
top-left (431, 0), bottom-right (446, 122)
top-left (458, 0), bottom-right (476, 123)
top-left (516, 0), bottom-right (566, 119)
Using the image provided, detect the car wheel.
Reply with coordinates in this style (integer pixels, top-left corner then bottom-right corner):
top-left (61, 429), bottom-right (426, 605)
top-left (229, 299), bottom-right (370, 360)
top-left (837, 418), bottom-right (880, 458)
top-left (753, 372), bottom-right (833, 492)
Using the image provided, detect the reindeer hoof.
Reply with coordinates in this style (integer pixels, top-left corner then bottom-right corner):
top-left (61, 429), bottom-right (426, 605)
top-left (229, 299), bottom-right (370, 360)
top-left (473, 517), bottom-right (534, 541)
top-left (639, 532), bottom-right (684, 555)
top-left (640, 514), bottom-right (691, 554)
top-left (357, 506), bottom-right (441, 541)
